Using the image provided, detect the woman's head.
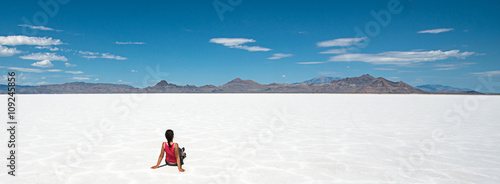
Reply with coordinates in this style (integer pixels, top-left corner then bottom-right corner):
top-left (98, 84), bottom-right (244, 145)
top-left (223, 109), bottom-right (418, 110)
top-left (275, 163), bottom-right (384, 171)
top-left (165, 129), bottom-right (174, 147)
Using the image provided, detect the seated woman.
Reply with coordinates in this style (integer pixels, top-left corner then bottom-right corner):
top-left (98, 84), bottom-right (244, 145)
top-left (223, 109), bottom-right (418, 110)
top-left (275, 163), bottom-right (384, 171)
top-left (151, 129), bottom-right (186, 172)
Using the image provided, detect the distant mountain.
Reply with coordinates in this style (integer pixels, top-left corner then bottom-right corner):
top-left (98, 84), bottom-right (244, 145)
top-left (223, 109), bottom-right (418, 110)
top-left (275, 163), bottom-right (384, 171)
top-left (296, 76), bottom-right (340, 84)
top-left (10, 74), bottom-right (480, 94)
top-left (17, 82), bottom-right (138, 94)
top-left (416, 84), bottom-right (473, 92)
top-left (357, 78), bottom-right (426, 94)
top-left (0, 84), bottom-right (36, 94)
top-left (142, 80), bottom-right (204, 93)
top-left (416, 84), bottom-right (481, 94)
top-left (0, 84), bottom-right (36, 90)
top-left (216, 78), bottom-right (266, 92)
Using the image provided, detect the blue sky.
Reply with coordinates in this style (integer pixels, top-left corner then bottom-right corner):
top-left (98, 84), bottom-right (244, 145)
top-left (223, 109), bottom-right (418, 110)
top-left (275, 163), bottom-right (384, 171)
top-left (1, 0), bottom-right (499, 92)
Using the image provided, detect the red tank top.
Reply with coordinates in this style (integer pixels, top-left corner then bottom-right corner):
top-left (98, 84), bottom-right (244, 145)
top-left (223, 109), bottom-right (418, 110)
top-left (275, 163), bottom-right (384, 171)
top-left (164, 142), bottom-right (177, 163)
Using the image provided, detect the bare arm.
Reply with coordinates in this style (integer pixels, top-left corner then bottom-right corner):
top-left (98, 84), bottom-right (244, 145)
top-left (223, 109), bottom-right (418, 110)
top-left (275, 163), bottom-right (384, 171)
top-left (174, 143), bottom-right (185, 172)
top-left (151, 142), bottom-right (165, 169)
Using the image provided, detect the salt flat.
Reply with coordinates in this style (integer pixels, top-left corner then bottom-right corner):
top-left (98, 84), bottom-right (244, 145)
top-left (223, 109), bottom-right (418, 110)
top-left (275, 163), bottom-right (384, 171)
top-left (1, 94), bottom-right (499, 184)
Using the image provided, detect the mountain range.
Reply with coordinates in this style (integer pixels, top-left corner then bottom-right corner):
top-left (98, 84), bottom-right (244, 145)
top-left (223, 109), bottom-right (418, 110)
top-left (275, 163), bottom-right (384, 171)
top-left (294, 76), bottom-right (340, 84)
top-left (1, 74), bottom-right (484, 94)
top-left (416, 84), bottom-right (473, 92)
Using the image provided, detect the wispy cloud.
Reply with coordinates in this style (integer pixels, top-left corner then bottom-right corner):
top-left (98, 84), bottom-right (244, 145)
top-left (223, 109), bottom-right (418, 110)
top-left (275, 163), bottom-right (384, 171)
top-left (31, 60), bottom-right (53, 68)
top-left (329, 50), bottom-right (475, 65)
top-left (72, 77), bottom-right (90, 80)
top-left (0, 45), bottom-right (22, 56)
top-left (319, 48), bottom-right (354, 54)
top-left (115, 41), bottom-right (145, 45)
top-left (83, 56), bottom-right (98, 59)
top-left (79, 50), bottom-right (127, 60)
top-left (296, 61), bottom-right (326, 65)
top-left (209, 38), bottom-right (271, 52)
top-left (0, 66), bottom-right (43, 73)
top-left (101, 53), bottom-right (127, 60)
top-left (374, 68), bottom-right (396, 71)
top-left (470, 70), bottom-right (500, 76)
top-left (79, 50), bottom-right (99, 55)
top-left (0, 66), bottom-right (82, 74)
top-left (18, 24), bottom-right (61, 31)
top-left (65, 63), bottom-right (77, 67)
top-left (267, 53), bottom-right (293, 60)
top-left (0, 35), bottom-right (63, 46)
top-left (20, 52), bottom-right (68, 61)
top-left (35, 46), bottom-right (60, 51)
top-left (65, 71), bottom-right (83, 74)
top-left (317, 37), bottom-right (366, 47)
top-left (417, 28), bottom-right (454, 34)
top-left (434, 62), bottom-right (475, 71)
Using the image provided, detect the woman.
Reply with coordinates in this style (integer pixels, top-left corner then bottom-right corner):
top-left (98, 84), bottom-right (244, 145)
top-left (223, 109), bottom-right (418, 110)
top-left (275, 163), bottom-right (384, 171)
top-left (151, 129), bottom-right (186, 172)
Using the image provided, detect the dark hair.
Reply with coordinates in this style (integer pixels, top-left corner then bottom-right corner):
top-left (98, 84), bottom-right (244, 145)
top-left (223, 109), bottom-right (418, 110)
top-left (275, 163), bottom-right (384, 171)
top-left (165, 129), bottom-right (174, 147)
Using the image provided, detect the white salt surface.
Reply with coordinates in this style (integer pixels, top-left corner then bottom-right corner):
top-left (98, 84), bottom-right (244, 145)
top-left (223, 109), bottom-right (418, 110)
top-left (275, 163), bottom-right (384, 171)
top-left (1, 94), bottom-right (500, 183)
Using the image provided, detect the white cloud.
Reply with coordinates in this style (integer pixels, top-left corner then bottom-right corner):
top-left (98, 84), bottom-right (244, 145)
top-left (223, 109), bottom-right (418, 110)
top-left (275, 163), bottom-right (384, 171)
top-left (433, 64), bottom-right (456, 71)
top-left (470, 70), bottom-right (500, 76)
top-left (0, 66), bottom-right (43, 73)
top-left (210, 38), bottom-right (254, 46)
top-left (35, 46), bottom-right (60, 51)
top-left (417, 28), bottom-right (454, 34)
top-left (115, 41), bottom-right (145, 45)
top-left (79, 50), bottom-right (99, 55)
top-left (329, 50), bottom-right (475, 65)
top-left (433, 62), bottom-right (475, 71)
top-left (101, 53), bottom-right (127, 60)
top-left (83, 56), bottom-right (98, 59)
top-left (374, 68), bottom-right (396, 71)
top-left (0, 35), bottom-right (63, 46)
top-left (20, 52), bottom-right (68, 61)
top-left (18, 24), bottom-right (60, 31)
top-left (0, 45), bottom-right (22, 56)
top-left (267, 53), bottom-right (293, 60)
top-left (73, 77), bottom-right (90, 80)
top-left (79, 51), bottom-right (127, 60)
top-left (209, 38), bottom-right (271, 52)
top-left (65, 71), bottom-right (83, 74)
top-left (131, 70), bottom-right (138, 72)
top-left (31, 60), bottom-right (53, 68)
top-left (296, 61), bottom-right (326, 65)
top-left (236, 45), bottom-right (271, 52)
top-left (0, 66), bottom-right (82, 74)
top-left (319, 48), bottom-right (354, 54)
top-left (65, 63), bottom-right (77, 67)
top-left (37, 81), bottom-right (47, 85)
top-left (317, 37), bottom-right (366, 47)
top-left (95, 78), bottom-right (99, 81)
